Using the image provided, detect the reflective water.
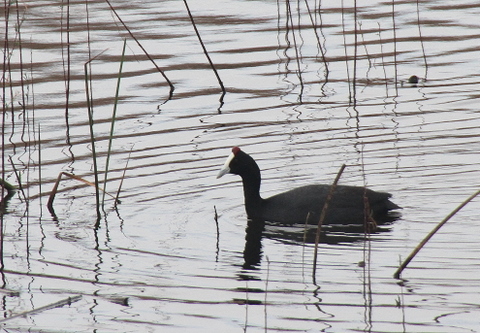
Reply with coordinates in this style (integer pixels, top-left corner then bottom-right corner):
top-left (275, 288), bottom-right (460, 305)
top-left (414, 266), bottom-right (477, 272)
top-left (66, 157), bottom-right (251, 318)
top-left (1, 0), bottom-right (479, 331)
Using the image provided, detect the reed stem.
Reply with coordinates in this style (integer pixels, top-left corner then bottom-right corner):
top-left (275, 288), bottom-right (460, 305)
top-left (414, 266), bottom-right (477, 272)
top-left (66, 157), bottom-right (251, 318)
top-left (84, 59), bottom-right (101, 222)
top-left (102, 39), bottom-right (127, 207)
top-left (312, 164), bottom-right (346, 280)
top-left (182, 0), bottom-right (226, 108)
top-left (394, 189), bottom-right (480, 279)
top-left (104, 0), bottom-right (174, 99)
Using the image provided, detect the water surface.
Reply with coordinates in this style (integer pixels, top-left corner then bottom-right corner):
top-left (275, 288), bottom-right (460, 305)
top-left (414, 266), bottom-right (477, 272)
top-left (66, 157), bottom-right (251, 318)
top-left (1, 0), bottom-right (479, 331)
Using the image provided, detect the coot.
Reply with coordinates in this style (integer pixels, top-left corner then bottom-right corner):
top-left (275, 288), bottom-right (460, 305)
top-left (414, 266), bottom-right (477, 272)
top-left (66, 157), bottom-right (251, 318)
top-left (217, 147), bottom-right (400, 225)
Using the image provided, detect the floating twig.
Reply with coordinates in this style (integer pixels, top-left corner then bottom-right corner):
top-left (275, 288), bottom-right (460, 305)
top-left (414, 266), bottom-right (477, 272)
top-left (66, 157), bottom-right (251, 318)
top-left (394, 189), bottom-right (480, 279)
top-left (0, 295), bottom-right (82, 323)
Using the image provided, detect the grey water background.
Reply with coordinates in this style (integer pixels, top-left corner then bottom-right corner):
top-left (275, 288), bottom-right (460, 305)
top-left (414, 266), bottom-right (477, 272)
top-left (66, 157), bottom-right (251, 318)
top-left (1, 0), bottom-right (479, 331)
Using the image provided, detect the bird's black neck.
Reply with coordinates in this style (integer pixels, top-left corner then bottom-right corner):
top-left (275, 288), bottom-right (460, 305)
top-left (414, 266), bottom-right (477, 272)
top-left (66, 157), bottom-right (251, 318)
top-left (242, 176), bottom-right (262, 217)
top-left (238, 160), bottom-right (263, 219)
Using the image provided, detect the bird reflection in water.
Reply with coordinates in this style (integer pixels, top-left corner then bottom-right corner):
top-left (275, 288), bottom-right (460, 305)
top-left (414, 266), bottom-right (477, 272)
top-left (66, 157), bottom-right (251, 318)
top-left (242, 218), bottom-right (395, 269)
top-left (242, 218), bottom-right (265, 269)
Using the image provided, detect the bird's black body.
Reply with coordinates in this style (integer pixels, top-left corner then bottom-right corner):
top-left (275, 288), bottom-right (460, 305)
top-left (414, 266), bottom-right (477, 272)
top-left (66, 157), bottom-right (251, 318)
top-left (218, 147), bottom-right (400, 225)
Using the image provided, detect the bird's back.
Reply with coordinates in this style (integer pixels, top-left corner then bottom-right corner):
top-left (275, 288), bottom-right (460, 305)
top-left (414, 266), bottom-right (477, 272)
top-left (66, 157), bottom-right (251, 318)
top-left (261, 184), bottom-right (398, 225)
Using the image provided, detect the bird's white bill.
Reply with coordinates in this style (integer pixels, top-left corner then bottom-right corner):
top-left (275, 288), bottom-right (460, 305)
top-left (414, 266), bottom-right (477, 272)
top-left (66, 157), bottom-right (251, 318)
top-left (217, 152), bottom-right (235, 178)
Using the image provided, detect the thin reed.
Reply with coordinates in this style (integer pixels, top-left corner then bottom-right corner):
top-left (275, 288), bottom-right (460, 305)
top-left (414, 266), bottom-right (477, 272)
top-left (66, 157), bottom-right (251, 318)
top-left (84, 58), bottom-right (101, 222)
top-left (394, 189), bottom-right (480, 279)
top-left (102, 39), bottom-right (127, 207)
top-left (312, 164), bottom-right (346, 280)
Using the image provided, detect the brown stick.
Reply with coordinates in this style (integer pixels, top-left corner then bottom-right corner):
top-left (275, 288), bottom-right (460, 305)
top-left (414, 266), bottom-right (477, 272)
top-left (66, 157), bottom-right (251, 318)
top-left (394, 189), bottom-right (480, 279)
top-left (313, 164), bottom-right (346, 280)
top-left (47, 172), bottom-right (119, 216)
top-left (182, 0), bottom-right (226, 108)
top-left (104, 0), bottom-right (174, 99)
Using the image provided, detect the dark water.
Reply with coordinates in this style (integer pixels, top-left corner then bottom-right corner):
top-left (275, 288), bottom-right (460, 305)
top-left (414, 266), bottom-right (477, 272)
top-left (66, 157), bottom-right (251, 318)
top-left (1, 0), bottom-right (479, 331)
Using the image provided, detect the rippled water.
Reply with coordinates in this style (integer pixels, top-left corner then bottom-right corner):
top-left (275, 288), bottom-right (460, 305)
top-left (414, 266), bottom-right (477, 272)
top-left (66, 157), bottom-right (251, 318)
top-left (1, 0), bottom-right (479, 331)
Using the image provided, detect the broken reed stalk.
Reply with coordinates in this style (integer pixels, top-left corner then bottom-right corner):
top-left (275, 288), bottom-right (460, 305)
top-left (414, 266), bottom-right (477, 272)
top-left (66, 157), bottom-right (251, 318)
top-left (102, 38), bottom-right (127, 207)
top-left (394, 189), bottom-right (480, 279)
top-left (182, 0), bottom-right (226, 107)
top-left (312, 164), bottom-right (346, 279)
top-left (104, 0), bottom-right (174, 99)
top-left (47, 172), bottom-right (119, 216)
